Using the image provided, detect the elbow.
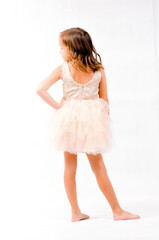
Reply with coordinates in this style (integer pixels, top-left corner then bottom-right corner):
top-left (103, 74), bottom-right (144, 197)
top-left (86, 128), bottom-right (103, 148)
top-left (36, 88), bottom-right (41, 95)
top-left (36, 87), bottom-right (44, 95)
top-left (36, 84), bottom-right (45, 94)
top-left (36, 84), bottom-right (48, 94)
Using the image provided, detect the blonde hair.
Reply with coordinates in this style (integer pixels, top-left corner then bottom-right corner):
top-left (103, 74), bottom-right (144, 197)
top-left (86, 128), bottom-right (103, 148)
top-left (59, 27), bottom-right (104, 73)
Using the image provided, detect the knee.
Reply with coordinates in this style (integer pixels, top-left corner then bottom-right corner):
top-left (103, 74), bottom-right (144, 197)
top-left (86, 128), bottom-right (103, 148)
top-left (91, 159), bottom-right (107, 175)
top-left (64, 163), bottom-right (77, 175)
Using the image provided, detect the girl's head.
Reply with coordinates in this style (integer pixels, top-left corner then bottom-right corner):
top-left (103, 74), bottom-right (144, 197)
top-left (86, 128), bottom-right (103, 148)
top-left (59, 27), bottom-right (104, 72)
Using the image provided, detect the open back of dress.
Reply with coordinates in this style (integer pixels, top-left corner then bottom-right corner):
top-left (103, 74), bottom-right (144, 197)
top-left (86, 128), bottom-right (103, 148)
top-left (47, 61), bottom-right (116, 155)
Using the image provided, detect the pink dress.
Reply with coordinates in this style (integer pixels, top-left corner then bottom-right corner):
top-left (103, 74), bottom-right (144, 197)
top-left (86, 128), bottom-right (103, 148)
top-left (47, 61), bottom-right (116, 155)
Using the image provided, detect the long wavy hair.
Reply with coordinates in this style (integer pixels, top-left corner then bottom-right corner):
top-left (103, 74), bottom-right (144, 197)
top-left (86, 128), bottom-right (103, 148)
top-left (59, 27), bottom-right (104, 73)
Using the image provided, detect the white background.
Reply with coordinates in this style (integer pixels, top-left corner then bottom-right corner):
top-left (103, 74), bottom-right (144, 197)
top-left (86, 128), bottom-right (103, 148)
top-left (0, 0), bottom-right (159, 239)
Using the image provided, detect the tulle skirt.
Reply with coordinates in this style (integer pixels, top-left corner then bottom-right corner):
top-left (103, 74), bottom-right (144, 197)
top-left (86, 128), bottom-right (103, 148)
top-left (47, 98), bottom-right (116, 155)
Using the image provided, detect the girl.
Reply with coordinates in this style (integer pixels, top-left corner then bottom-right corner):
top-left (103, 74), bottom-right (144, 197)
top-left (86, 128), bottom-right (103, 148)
top-left (36, 27), bottom-right (140, 222)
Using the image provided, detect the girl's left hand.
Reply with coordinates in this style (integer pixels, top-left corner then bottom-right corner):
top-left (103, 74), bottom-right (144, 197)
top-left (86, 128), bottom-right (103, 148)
top-left (58, 96), bottom-right (66, 109)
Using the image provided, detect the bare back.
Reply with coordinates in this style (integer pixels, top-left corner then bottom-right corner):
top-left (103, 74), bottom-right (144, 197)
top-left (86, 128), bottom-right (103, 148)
top-left (66, 61), bottom-right (96, 85)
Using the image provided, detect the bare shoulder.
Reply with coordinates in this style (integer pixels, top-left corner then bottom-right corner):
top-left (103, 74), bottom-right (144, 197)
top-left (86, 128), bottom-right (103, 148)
top-left (36, 64), bottom-right (63, 92)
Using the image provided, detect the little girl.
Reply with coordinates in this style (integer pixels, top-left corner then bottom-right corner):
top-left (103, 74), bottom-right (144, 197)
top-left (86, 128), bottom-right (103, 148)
top-left (36, 27), bottom-right (140, 222)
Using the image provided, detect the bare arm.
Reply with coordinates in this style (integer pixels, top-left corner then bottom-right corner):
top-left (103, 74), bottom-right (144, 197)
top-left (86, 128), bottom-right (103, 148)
top-left (99, 68), bottom-right (110, 115)
top-left (36, 65), bottom-right (63, 110)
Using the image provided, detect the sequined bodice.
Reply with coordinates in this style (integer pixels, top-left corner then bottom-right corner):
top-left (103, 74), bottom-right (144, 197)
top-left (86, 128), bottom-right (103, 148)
top-left (62, 61), bottom-right (101, 100)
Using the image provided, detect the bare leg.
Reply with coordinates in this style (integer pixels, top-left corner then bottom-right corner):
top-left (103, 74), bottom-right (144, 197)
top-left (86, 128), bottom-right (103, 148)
top-left (64, 151), bottom-right (89, 222)
top-left (86, 153), bottom-right (140, 221)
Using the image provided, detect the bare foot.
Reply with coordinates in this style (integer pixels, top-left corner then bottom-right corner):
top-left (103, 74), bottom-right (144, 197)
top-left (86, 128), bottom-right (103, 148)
top-left (71, 212), bottom-right (90, 222)
top-left (113, 208), bottom-right (140, 221)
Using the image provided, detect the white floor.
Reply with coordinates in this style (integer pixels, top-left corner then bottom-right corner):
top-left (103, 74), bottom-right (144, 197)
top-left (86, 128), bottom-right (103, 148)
top-left (42, 208), bottom-right (158, 240)
top-left (31, 198), bottom-right (159, 240)
top-left (2, 185), bottom-right (159, 240)
top-left (2, 149), bottom-right (159, 240)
